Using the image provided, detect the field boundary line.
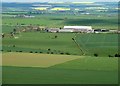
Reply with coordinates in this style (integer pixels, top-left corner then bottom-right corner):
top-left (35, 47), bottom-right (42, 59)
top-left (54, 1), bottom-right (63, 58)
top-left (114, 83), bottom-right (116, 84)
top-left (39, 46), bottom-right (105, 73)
top-left (73, 33), bottom-right (85, 55)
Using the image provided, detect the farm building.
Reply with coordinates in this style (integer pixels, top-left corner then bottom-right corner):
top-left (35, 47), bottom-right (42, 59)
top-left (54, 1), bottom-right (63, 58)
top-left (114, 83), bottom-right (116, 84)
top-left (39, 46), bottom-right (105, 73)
top-left (63, 26), bottom-right (93, 33)
top-left (48, 26), bottom-right (93, 33)
top-left (48, 28), bottom-right (59, 33)
top-left (59, 29), bottom-right (73, 32)
top-left (94, 29), bottom-right (109, 33)
top-left (109, 30), bottom-right (119, 33)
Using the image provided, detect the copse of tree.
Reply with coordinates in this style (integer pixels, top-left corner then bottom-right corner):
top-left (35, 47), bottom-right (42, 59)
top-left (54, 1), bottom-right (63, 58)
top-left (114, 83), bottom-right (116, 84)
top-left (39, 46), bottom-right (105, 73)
top-left (60, 52), bottom-right (64, 55)
top-left (19, 51), bottom-right (22, 52)
top-left (115, 54), bottom-right (120, 57)
top-left (30, 51), bottom-right (33, 53)
top-left (66, 52), bottom-right (70, 55)
top-left (21, 23), bottom-right (25, 25)
top-left (55, 35), bottom-right (58, 38)
top-left (2, 34), bottom-right (5, 38)
top-left (48, 48), bottom-right (51, 51)
top-left (13, 45), bottom-right (16, 47)
top-left (94, 53), bottom-right (98, 57)
top-left (108, 55), bottom-right (113, 57)
top-left (10, 32), bottom-right (14, 37)
top-left (46, 30), bottom-right (49, 32)
top-left (51, 52), bottom-right (54, 54)
top-left (40, 52), bottom-right (42, 53)
top-left (72, 38), bottom-right (75, 40)
top-left (13, 29), bottom-right (16, 32)
top-left (7, 50), bottom-right (11, 52)
top-left (119, 54), bottom-right (120, 57)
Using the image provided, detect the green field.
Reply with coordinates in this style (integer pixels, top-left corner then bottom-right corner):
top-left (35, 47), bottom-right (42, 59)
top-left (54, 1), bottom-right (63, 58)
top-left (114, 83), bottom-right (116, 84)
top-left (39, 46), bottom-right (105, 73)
top-left (2, 32), bottom-right (119, 84)
top-left (2, 25), bottom-right (17, 33)
top-left (2, 14), bottom-right (118, 32)
top-left (2, 66), bottom-right (118, 84)
top-left (2, 53), bottom-right (118, 84)
top-left (2, 32), bottom-right (119, 56)
top-left (75, 33), bottom-right (119, 56)
top-left (2, 32), bottom-right (82, 55)
top-left (2, 13), bottom-right (119, 84)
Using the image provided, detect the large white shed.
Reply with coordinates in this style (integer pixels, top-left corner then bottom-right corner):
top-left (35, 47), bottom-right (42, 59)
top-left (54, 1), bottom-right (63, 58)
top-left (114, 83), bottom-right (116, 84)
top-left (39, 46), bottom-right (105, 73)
top-left (63, 26), bottom-right (93, 33)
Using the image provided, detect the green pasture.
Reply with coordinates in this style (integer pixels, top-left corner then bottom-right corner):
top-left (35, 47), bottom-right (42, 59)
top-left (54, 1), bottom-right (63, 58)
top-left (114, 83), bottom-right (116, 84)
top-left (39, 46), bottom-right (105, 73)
top-left (2, 25), bottom-right (26, 33)
top-left (2, 32), bottom-right (81, 55)
top-left (2, 55), bottom-right (118, 84)
top-left (2, 14), bottom-right (118, 30)
top-left (50, 57), bottom-right (118, 71)
top-left (2, 66), bottom-right (118, 84)
top-left (2, 5), bottom-right (119, 84)
top-left (2, 32), bottom-right (119, 56)
top-left (2, 25), bottom-right (15, 33)
top-left (75, 33), bottom-right (119, 56)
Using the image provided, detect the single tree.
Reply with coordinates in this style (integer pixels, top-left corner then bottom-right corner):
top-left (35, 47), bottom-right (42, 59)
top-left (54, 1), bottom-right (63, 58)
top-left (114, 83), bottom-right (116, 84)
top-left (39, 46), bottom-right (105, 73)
top-left (94, 53), bottom-right (98, 57)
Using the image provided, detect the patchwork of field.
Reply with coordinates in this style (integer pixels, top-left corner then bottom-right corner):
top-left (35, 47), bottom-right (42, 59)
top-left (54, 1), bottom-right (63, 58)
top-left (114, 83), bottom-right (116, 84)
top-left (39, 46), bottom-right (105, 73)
top-left (2, 7), bottom-right (119, 84)
top-left (2, 32), bottom-right (119, 56)
top-left (75, 33), bottom-right (119, 56)
top-left (2, 52), bottom-right (81, 67)
top-left (2, 32), bottom-right (81, 55)
top-left (50, 57), bottom-right (118, 71)
top-left (2, 14), bottom-right (118, 32)
top-left (2, 52), bottom-right (118, 84)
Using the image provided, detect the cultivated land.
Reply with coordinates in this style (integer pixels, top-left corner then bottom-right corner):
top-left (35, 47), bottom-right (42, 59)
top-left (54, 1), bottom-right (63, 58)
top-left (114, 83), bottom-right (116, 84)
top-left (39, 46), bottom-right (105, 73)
top-left (2, 52), bottom-right (118, 84)
top-left (2, 52), bottom-right (81, 67)
top-left (2, 32), bottom-right (82, 55)
top-left (2, 14), bottom-right (118, 33)
top-left (2, 2), bottom-right (119, 84)
top-left (2, 15), bottom-right (119, 84)
top-left (75, 33), bottom-right (119, 56)
top-left (2, 32), bottom-right (119, 56)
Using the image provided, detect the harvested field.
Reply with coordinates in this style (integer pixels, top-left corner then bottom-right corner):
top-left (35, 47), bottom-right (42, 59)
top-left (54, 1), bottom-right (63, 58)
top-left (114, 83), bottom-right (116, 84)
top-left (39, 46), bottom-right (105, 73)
top-left (2, 52), bottom-right (81, 67)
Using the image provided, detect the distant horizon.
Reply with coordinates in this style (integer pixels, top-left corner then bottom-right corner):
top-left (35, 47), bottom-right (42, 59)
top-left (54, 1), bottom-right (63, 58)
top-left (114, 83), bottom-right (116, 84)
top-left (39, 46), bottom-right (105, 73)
top-left (2, 0), bottom-right (119, 3)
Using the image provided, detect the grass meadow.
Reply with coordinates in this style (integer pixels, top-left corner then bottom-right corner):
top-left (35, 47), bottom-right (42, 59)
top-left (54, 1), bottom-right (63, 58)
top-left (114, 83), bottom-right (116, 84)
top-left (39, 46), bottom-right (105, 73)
top-left (2, 14), bottom-right (119, 84)
top-left (2, 32), bottom-right (119, 84)
top-left (2, 53), bottom-right (118, 84)
top-left (2, 14), bottom-right (118, 31)
top-left (75, 33), bottom-right (119, 56)
top-left (2, 32), bottom-right (119, 56)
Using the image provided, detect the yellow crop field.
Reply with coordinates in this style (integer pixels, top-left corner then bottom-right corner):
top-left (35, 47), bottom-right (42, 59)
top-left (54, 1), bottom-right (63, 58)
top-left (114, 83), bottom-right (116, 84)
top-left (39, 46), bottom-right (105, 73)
top-left (51, 8), bottom-right (70, 11)
top-left (2, 52), bottom-right (82, 68)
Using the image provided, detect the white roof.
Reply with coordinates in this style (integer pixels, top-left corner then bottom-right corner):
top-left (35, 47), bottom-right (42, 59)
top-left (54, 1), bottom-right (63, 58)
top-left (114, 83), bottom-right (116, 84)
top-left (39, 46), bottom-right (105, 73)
top-left (64, 26), bottom-right (92, 30)
top-left (59, 29), bottom-right (73, 32)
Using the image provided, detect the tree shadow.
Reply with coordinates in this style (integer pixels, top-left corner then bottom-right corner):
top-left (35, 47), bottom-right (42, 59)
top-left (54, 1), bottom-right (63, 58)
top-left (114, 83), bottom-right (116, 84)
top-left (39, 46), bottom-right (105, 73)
top-left (50, 18), bottom-right (64, 20)
top-left (64, 19), bottom-right (118, 25)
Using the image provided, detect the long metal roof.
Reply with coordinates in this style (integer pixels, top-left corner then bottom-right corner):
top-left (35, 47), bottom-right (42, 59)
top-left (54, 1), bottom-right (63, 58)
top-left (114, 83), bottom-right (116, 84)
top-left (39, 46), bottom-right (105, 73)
top-left (64, 26), bottom-right (92, 30)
